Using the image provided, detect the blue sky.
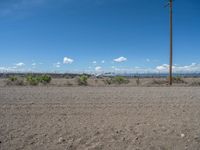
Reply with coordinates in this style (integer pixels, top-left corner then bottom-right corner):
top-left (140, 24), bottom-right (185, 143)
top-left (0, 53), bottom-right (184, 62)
top-left (0, 0), bottom-right (200, 73)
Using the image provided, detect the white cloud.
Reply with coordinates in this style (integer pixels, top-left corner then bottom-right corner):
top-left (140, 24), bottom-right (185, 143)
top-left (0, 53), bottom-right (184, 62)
top-left (0, 67), bottom-right (10, 72)
top-left (0, 66), bottom-right (23, 72)
top-left (156, 64), bottom-right (169, 71)
top-left (95, 66), bottom-right (102, 71)
top-left (92, 61), bottom-right (97, 64)
top-left (54, 62), bottom-right (61, 68)
top-left (107, 63), bottom-right (200, 74)
top-left (0, 67), bottom-right (6, 70)
top-left (156, 63), bottom-right (200, 73)
top-left (191, 62), bottom-right (197, 66)
top-left (114, 56), bottom-right (127, 63)
top-left (63, 57), bottom-right (74, 64)
top-left (101, 60), bottom-right (105, 63)
top-left (15, 62), bottom-right (25, 67)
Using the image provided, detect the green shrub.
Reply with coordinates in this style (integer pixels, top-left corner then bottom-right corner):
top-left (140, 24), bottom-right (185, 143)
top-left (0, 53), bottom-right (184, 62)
top-left (112, 76), bottom-right (129, 84)
top-left (103, 77), bottom-right (129, 85)
top-left (29, 78), bottom-right (39, 85)
top-left (9, 76), bottom-right (18, 82)
top-left (40, 75), bottom-right (52, 84)
top-left (26, 75), bottom-right (39, 86)
top-left (26, 74), bottom-right (51, 85)
top-left (26, 75), bottom-right (33, 82)
top-left (77, 75), bottom-right (88, 86)
top-left (7, 76), bottom-right (25, 86)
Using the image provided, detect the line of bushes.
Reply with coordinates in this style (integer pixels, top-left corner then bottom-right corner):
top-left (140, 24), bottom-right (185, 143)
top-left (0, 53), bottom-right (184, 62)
top-left (76, 75), bottom-right (130, 86)
top-left (103, 76), bottom-right (130, 85)
top-left (6, 75), bottom-right (52, 86)
top-left (6, 75), bottom-right (191, 87)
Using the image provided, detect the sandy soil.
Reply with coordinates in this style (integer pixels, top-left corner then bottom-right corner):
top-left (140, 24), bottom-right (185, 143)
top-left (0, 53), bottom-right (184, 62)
top-left (1, 86), bottom-right (200, 150)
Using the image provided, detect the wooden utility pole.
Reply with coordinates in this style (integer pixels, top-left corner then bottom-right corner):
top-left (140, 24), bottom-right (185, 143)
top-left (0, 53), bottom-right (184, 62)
top-left (169, 0), bottom-right (173, 85)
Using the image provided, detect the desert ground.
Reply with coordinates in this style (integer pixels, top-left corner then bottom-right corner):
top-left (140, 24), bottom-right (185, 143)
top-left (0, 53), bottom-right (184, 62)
top-left (1, 78), bottom-right (200, 150)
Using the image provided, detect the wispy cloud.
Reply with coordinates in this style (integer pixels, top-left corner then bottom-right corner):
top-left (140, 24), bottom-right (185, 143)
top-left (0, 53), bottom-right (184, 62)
top-left (0, 0), bottom-right (47, 17)
top-left (146, 58), bottom-right (150, 62)
top-left (156, 63), bottom-right (200, 73)
top-left (54, 62), bottom-right (61, 68)
top-left (15, 62), bottom-right (25, 67)
top-left (0, 65), bottom-right (25, 72)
